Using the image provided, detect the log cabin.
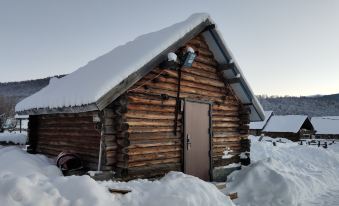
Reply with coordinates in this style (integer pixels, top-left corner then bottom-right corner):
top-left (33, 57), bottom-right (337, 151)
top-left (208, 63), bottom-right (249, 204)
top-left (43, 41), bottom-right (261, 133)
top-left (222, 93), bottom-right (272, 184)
top-left (311, 117), bottom-right (339, 139)
top-left (249, 111), bottom-right (274, 136)
top-left (16, 13), bottom-right (265, 181)
top-left (262, 115), bottom-right (315, 141)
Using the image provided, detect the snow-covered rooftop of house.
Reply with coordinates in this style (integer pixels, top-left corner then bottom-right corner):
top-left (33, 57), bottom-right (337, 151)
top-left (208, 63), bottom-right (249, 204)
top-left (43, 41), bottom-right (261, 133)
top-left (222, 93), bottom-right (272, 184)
top-left (311, 116), bottom-right (339, 135)
top-left (15, 13), bottom-right (211, 112)
top-left (249, 111), bottom-right (273, 130)
top-left (15, 13), bottom-right (264, 121)
top-left (263, 115), bottom-right (310, 133)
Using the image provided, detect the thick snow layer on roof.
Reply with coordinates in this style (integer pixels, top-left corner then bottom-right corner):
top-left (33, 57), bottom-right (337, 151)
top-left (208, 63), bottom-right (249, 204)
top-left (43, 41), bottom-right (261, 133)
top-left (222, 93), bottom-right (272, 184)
top-left (16, 13), bottom-right (210, 112)
top-left (312, 116), bottom-right (339, 135)
top-left (0, 146), bottom-right (234, 206)
top-left (249, 111), bottom-right (273, 130)
top-left (263, 115), bottom-right (309, 133)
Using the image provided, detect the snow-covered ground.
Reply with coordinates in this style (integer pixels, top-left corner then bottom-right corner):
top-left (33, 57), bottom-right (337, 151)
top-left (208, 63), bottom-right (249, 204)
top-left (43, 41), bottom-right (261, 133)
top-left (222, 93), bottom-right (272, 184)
top-left (225, 136), bottom-right (339, 206)
top-left (0, 131), bottom-right (27, 145)
top-left (0, 145), bottom-right (234, 206)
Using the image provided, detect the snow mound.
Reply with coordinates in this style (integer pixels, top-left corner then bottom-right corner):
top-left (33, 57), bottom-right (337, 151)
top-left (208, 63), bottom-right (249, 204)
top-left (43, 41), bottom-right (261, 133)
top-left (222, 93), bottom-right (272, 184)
top-left (0, 146), bottom-right (234, 206)
top-left (0, 132), bottom-right (27, 145)
top-left (225, 136), bottom-right (339, 206)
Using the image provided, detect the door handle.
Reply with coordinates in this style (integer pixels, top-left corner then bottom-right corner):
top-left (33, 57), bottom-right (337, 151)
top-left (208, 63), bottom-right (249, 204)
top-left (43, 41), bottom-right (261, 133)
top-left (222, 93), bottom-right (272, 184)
top-left (187, 134), bottom-right (191, 150)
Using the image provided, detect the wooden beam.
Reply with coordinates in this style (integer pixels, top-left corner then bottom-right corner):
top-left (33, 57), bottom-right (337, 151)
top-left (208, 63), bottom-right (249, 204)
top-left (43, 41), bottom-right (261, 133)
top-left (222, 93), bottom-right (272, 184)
top-left (225, 77), bottom-right (241, 84)
top-left (218, 63), bottom-right (234, 72)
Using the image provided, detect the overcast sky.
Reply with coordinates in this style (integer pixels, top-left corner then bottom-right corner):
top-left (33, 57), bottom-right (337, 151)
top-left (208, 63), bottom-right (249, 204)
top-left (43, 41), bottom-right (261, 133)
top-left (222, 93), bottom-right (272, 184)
top-left (1, 0), bottom-right (338, 96)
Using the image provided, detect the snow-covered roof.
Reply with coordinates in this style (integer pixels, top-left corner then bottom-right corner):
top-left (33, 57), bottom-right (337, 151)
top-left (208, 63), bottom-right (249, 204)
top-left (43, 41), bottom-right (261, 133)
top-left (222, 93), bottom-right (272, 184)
top-left (250, 111), bottom-right (274, 130)
top-left (311, 116), bottom-right (339, 135)
top-left (263, 115), bottom-right (311, 133)
top-left (15, 13), bottom-right (264, 121)
top-left (14, 114), bottom-right (29, 119)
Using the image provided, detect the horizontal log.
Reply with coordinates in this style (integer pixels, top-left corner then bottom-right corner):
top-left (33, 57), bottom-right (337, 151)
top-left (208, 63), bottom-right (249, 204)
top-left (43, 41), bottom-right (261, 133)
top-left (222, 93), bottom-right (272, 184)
top-left (162, 69), bottom-right (225, 88)
top-left (37, 131), bottom-right (100, 139)
top-left (181, 66), bottom-right (219, 80)
top-left (186, 44), bottom-right (214, 58)
top-left (213, 142), bottom-right (241, 148)
top-left (128, 151), bottom-right (181, 163)
top-left (194, 55), bottom-right (218, 67)
top-left (128, 94), bottom-right (176, 106)
top-left (212, 104), bottom-right (239, 112)
top-left (105, 145), bottom-right (118, 151)
top-left (127, 157), bottom-right (180, 168)
top-left (187, 39), bottom-right (209, 49)
top-left (212, 111), bottom-right (239, 116)
top-left (128, 104), bottom-right (175, 113)
top-left (140, 74), bottom-right (223, 94)
top-left (128, 126), bottom-right (181, 133)
top-left (212, 122), bottom-right (239, 128)
top-left (213, 116), bottom-right (240, 122)
top-left (127, 119), bottom-right (181, 127)
top-left (37, 137), bottom-right (100, 146)
top-left (128, 145), bottom-right (181, 155)
top-left (132, 84), bottom-right (223, 101)
top-left (128, 140), bottom-right (181, 149)
top-left (130, 138), bottom-right (181, 145)
top-left (212, 136), bottom-right (242, 143)
top-left (126, 110), bottom-right (180, 121)
top-left (129, 132), bottom-right (180, 140)
top-left (213, 127), bottom-right (239, 133)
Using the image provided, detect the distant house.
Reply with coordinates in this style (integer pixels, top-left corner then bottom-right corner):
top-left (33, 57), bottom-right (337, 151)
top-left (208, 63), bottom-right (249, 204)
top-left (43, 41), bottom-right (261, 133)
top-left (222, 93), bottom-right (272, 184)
top-left (249, 111), bottom-right (274, 136)
top-left (15, 13), bottom-right (264, 181)
top-left (311, 116), bottom-right (339, 139)
top-left (262, 115), bottom-right (315, 141)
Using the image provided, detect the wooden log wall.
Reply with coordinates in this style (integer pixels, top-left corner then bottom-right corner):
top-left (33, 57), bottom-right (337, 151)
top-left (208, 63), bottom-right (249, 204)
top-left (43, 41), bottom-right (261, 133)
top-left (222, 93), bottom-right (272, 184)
top-left (109, 34), bottom-right (251, 179)
top-left (30, 112), bottom-right (102, 170)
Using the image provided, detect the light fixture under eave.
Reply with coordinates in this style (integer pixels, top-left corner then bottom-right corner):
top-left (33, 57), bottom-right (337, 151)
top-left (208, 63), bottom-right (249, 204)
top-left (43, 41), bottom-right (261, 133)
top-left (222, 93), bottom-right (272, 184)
top-left (182, 51), bottom-right (197, 67)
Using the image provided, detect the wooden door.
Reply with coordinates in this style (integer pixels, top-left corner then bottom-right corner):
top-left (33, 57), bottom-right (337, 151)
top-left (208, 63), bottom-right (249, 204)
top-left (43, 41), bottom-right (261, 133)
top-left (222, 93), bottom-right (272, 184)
top-left (184, 100), bottom-right (211, 181)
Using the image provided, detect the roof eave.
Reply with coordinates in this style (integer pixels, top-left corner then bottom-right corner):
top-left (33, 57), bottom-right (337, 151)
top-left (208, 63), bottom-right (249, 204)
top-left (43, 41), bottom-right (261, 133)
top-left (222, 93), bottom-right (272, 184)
top-left (202, 28), bottom-right (265, 121)
top-left (16, 103), bottom-right (98, 115)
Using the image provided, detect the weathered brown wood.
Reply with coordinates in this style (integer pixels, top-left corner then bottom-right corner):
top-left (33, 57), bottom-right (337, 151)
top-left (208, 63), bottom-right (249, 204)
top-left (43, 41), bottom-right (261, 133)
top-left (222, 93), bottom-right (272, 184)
top-left (128, 145), bottom-right (181, 155)
top-left (108, 188), bottom-right (131, 195)
top-left (128, 104), bottom-right (175, 113)
top-left (128, 151), bottom-right (181, 162)
top-left (162, 69), bottom-right (225, 87)
top-left (128, 157), bottom-right (180, 168)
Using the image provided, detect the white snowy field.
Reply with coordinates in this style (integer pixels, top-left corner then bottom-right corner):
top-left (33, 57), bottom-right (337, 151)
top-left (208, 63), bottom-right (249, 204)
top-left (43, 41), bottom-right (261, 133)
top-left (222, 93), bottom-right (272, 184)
top-left (0, 131), bottom-right (27, 145)
top-left (225, 136), bottom-right (339, 206)
top-left (0, 144), bottom-right (234, 206)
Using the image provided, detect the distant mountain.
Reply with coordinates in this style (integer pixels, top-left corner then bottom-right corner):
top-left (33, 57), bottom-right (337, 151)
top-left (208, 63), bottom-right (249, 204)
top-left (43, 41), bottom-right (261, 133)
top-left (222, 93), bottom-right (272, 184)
top-left (0, 75), bottom-right (65, 116)
top-left (320, 93), bottom-right (339, 101)
top-left (258, 94), bottom-right (339, 117)
top-left (0, 75), bottom-right (338, 117)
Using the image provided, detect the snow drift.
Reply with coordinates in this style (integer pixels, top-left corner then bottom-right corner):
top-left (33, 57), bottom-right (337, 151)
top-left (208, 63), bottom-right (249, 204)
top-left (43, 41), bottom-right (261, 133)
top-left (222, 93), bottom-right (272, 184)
top-left (0, 146), bottom-right (234, 206)
top-left (225, 136), bottom-right (339, 206)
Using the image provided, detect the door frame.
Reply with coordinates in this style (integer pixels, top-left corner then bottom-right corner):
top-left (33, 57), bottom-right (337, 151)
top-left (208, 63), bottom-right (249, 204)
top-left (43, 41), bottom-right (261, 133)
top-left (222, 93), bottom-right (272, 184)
top-left (183, 98), bottom-right (213, 180)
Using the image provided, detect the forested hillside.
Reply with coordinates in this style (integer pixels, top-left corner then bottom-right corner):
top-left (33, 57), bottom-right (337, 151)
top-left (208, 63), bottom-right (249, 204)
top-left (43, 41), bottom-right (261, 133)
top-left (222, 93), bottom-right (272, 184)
top-left (0, 75), bottom-right (338, 117)
top-left (0, 75), bottom-right (64, 116)
top-left (258, 94), bottom-right (339, 117)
